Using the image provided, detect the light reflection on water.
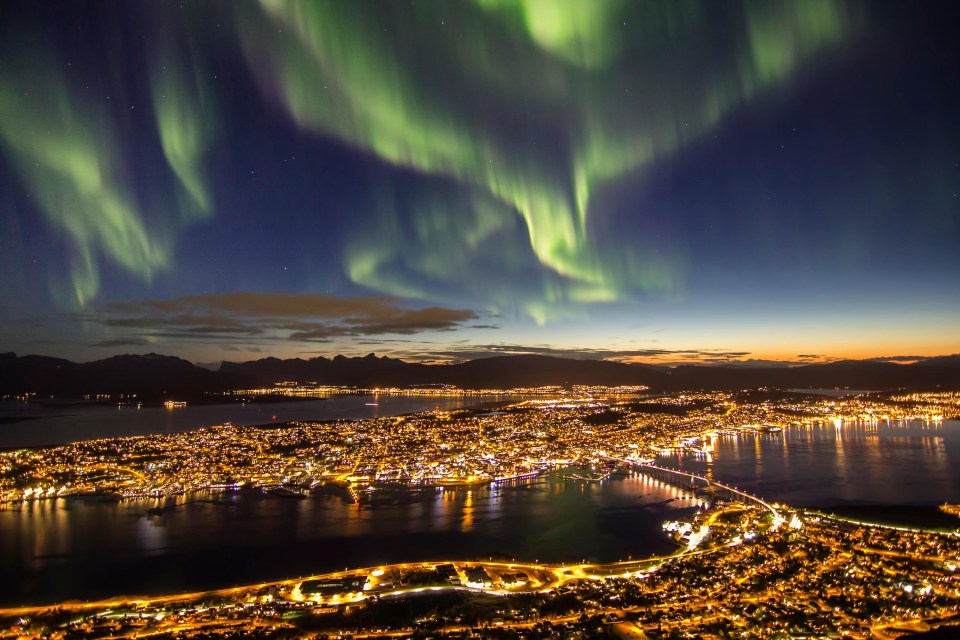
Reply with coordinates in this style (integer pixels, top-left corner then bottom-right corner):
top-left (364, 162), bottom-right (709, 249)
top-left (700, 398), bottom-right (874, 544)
top-left (658, 419), bottom-right (960, 507)
top-left (0, 470), bottom-right (699, 605)
top-left (6, 412), bottom-right (956, 605)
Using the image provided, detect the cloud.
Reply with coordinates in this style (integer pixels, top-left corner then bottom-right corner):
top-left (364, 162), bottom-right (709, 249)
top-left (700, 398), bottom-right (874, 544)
top-left (406, 343), bottom-right (753, 365)
top-left (91, 337), bottom-right (152, 348)
top-left (80, 292), bottom-right (481, 346)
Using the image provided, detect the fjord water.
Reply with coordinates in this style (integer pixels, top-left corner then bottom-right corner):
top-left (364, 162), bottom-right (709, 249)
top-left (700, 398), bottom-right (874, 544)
top-left (2, 415), bottom-right (959, 606)
top-left (658, 419), bottom-right (960, 506)
top-left (0, 395), bottom-right (532, 448)
top-left (0, 472), bottom-right (699, 605)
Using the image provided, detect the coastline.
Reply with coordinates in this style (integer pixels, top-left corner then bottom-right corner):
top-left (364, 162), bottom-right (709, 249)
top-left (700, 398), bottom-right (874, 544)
top-left (809, 504), bottom-right (960, 533)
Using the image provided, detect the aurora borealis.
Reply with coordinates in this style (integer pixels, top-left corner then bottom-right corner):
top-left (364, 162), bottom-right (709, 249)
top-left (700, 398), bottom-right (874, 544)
top-left (1, 1), bottom-right (958, 365)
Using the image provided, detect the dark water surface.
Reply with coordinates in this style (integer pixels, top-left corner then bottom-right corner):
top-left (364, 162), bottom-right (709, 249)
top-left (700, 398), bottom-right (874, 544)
top-left (0, 473), bottom-right (699, 606)
top-left (0, 395), bottom-right (531, 448)
top-left (4, 415), bottom-right (959, 606)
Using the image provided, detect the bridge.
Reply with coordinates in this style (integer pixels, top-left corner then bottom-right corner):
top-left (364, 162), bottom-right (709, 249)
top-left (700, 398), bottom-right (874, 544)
top-left (631, 463), bottom-right (781, 519)
top-left (0, 463), bottom-right (788, 618)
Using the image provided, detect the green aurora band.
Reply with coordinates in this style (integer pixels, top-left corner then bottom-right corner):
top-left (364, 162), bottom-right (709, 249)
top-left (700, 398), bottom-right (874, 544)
top-left (240, 0), bottom-right (848, 320)
top-left (151, 52), bottom-right (216, 218)
top-left (474, 0), bottom-right (631, 71)
top-left (0, 19), bottom-right (215, 306)
top-left (0, 51), bottom-right (167, 306)
top-left (0, 1), bottom-right (850, 319)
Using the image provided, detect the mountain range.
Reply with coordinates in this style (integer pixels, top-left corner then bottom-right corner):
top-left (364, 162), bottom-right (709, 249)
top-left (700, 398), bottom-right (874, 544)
top-left (2, 352), bottom-right (960, 401)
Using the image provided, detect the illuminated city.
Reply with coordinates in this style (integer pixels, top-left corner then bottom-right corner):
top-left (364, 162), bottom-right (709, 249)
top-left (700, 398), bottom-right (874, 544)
top-left (2, 391), bottom-right (959, 637)
top-left (2, 391), bottom-right (958, 503)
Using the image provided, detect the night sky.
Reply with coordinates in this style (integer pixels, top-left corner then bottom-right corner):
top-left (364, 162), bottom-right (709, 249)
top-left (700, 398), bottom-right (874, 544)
top-left (1, 1), bottom-right (958, 366)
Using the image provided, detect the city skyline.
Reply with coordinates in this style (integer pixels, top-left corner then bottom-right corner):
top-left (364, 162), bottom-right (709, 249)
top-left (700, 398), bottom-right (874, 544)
top-left (1, 1), bottom-right (958, 365)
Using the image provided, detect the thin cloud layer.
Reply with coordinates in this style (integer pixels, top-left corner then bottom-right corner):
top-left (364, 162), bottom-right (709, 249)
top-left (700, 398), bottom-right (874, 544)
top-left (412, 343), bottom-right (753, 365)
top-left (84, 292), bottom-right (480, 345)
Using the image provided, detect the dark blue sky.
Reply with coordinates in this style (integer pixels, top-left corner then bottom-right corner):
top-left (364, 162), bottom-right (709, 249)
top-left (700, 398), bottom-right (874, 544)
top-left (1, 1), bottom-right (958, 365)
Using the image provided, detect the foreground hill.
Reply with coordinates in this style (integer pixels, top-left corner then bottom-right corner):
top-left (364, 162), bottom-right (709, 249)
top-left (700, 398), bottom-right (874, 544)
top-left (2, 352), bottom-right (959, 399)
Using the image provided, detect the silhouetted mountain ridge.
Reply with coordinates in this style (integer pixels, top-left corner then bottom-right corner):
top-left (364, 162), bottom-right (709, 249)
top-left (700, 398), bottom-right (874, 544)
top-left (2, 352), bottom-right (960, 398)
top-left (0, 352), bottom-right (252, 400)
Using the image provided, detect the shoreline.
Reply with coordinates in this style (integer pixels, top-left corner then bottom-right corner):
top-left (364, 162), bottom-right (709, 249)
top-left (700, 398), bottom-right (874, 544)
top-left (0, 467), bottom-right (736, 610)
top-left (808, 504), bottom-right (960, 533)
